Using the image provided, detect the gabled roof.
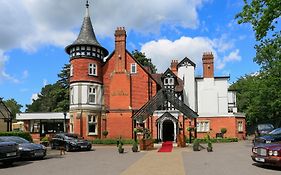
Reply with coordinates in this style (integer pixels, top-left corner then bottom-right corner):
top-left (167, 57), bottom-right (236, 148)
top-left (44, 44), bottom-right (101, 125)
top-left (0, 99), bottom-right (11, 120)
top-left (132, 89), bottom-right (198, 122)
top-left (103, 50), bottom-right (161, 86)
top-left (161, 68), bottom-right (183, 92)
top-left (156, 112), bottom-right (178, 122)
top-left (177, 57), bottom-right (196, 68)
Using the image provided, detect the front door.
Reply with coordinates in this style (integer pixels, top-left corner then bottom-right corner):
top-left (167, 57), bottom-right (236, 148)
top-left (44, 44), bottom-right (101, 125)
top-left (162, 120), bottom-right (174, 141)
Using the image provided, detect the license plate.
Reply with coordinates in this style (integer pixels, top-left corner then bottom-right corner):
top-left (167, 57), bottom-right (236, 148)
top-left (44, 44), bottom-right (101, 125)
top-left (255, 157), bottom-right (265, 162)
top-left (6, 152), bottom-right (17, 157)
top-left (81, 146), bottom-right (87, 148)
top-left (35, 152), bottom-right (44, 156)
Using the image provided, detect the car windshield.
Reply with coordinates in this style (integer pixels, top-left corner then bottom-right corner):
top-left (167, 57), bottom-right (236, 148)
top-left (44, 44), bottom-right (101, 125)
top-left (269, 128), bottom-right (281, 135)
top-left (64, 134), bottom-right (81, 140)
top-left (0, 136), bottom-right (29, 144)
top-left (257, 124), bottom-right (274, 130)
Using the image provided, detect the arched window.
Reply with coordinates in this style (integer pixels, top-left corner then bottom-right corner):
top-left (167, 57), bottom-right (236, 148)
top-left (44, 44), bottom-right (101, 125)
top-left (88, 63), bottom-right (97, 76)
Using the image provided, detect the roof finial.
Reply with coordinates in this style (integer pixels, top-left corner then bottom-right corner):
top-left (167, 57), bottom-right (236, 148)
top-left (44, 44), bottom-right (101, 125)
top-left (85, 0), bottom-right (90, 17)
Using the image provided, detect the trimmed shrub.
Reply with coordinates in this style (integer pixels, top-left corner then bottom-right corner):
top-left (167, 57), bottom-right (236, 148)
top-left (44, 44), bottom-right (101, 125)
top-left (92, 138), bottom-right (134, 145)
top-left (187, 137), bottom-right (238, 143)
top-left (0, 132), bottom-right (33, 142)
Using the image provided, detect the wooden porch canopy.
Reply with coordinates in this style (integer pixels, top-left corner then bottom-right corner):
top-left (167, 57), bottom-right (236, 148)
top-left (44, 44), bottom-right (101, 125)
top-left (132, 89), bottom-right (198, 122)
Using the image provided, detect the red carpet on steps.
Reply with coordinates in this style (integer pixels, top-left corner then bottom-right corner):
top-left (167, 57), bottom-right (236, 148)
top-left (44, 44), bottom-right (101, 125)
top-left (158, 141), bottom-right (173, 152)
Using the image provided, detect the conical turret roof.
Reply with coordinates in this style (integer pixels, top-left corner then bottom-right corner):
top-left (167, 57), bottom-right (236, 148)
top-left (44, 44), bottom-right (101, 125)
top-left (65, 1), bottom-right (108, 56)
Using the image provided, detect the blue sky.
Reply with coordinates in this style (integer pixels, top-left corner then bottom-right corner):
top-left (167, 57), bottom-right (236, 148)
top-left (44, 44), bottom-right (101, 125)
top-left (0, 0), bottom-right (260, 111)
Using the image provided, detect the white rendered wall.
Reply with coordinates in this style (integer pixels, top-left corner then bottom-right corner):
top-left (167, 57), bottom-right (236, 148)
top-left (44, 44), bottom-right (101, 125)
top-left (70, 82), bottom-right (103, 110)
top-left (196, 78), bottom-right (228, 116)
top-left (178, 65), bottom-right (196, 111)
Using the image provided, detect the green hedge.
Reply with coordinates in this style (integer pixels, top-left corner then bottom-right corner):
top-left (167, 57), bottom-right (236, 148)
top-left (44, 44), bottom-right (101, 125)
top-left (92, 139), bottom-right (135, 145)
top-left (0, 132), bottom-right (33, 142)
top-left (191, 137), bottom-right (238, 143)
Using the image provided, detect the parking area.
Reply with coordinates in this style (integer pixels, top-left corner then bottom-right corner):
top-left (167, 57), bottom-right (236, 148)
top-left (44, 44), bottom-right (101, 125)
top-left (183, 140), bottom-right (281, 175)
top-left (0, 141), bottom-right (281, 175)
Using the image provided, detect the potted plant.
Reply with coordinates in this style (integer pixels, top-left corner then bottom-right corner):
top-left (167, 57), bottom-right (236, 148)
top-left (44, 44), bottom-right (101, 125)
top-left (40, 136), bottom-right (49, 147)
top-left (132, 141), bottom-right (138, 152)
top-left (221, 128), bottom-right (227, 138)
top-left (102, 130), bottom-right (109, 138)
top-left (193, 139), bottom-right (200, 151)
top-left (118, 143), bottom-right (124, 153)
top-left (207, 141), bottom-right (213, 152)
top-left (117, 136), bottom-right (124, 153)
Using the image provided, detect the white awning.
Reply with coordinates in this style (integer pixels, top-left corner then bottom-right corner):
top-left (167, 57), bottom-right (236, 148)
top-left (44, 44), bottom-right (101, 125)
top-left (16, 112), bottom-right (70, 120)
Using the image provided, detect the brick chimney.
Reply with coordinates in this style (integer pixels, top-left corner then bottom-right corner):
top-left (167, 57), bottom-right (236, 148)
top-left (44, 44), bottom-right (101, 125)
top-left (114, 27), bottom-right (127, 72)
top-left (202, 52), bottom-right (214, 78)
top-left (170, 59), bottom-right (178, 76)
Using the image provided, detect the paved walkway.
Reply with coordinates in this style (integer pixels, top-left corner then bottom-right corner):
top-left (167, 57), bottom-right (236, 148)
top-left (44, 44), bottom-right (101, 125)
top-left (121, 146), bottom-right (189, 175)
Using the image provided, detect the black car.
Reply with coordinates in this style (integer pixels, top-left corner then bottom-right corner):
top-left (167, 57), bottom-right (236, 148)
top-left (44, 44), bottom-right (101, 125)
top-left (254, 128), bottom-right (281, 145)
top-left (0, 136), bottom-right (46, 159)
top-left (255, 123), bottom-right (274, 136)
top-left (50, 133), bottom-right (92, 152)
top-left (0, 141), bottom-right (20, 166)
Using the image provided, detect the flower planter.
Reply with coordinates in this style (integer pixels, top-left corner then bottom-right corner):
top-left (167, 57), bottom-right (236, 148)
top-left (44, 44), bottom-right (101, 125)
top-left (177, 134), bottom-right (186, 147)
top-left (139, 139), bottom-right (154, 150)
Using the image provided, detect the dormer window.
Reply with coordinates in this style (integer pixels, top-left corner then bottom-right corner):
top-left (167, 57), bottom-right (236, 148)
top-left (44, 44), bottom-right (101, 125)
top-left (89, 63), bottom-right (97, 76)
top-left (164, 78), bottom-right (174, 85)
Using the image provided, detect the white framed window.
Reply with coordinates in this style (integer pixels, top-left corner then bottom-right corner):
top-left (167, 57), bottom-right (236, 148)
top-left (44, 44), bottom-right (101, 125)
top-left (88, 63), bottom-right (97, 76)
top-left (196, 121), bottom-right (210, 132)
top-left (88, 115), bottom-right (98, 135)
top-left (70, 64), bottom-right (73, 76)
top-left (88, 86), bottom-right (96, 104)
top-left (164, 78), bottom-right (174, 85)
top-left (131, 63), bottom-right (137, 74)
top-left (238, 121), bottom-right (243, 132)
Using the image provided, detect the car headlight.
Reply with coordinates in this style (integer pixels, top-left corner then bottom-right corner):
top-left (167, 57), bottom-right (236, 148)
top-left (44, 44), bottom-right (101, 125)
top-left (273, 151), bottom-right (278, 156)
top-left (266, 140), bottom-right (271, 144)
top-left (41, 145), bottom-right (46, 150)
top-left (19, 147), bottom-right (32, 151)
top-left (69, 141), bottom-right (76, 145)
top-left (253, 148), bottom-right (257, 154)
top-left (269, 150), bottom-right (273, 156)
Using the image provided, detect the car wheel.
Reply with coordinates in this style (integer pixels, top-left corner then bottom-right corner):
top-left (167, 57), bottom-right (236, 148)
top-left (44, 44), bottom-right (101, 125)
top-left (3, 161), bottom-right (13, 166)
top-left (65, 144), bottom-right (70, 152)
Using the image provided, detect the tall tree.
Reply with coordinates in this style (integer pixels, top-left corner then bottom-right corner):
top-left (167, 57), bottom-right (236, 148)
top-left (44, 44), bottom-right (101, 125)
top-left (236, 0), bottom-right (281, 69)
top-left (26, 64), bottom-right (70, 112)
top-left (132, 50), bottom-right (157, 73)
top-left (3, 98), bottom-right (22, 119)
top-left (234, 0), bottom-right (281, 128)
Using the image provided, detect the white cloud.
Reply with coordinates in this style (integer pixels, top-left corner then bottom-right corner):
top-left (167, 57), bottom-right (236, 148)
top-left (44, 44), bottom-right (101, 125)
top-left (223, 49), bottom-right (241, 62)
top-left (0, 50), bottom-right (19, 83)
top-left (30, 93), bottom-right (39, 103)
top-left (141, 36), bottom-right (215, 73)
top-left (216, 49), bottom-right (241, 69)
top-left (22, 70), bottom-right (29, 79)
top-left (141, 36), bottom-right (242, 73)
top-left (43, 79), bottom-right (48, 86)
top-left (0, 0), bottom-right (209, 53)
